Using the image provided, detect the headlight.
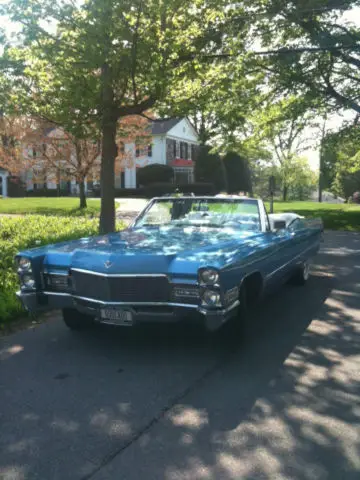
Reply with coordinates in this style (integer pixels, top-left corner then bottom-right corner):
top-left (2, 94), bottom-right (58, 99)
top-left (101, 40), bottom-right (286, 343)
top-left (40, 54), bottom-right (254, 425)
top-left (18, 257), bottom-right (32, 271)
top-left (201, 289), bottom-right (221, 307)
top-left (21, 273), bottom-right (35, 290)
top-left (199, 268), bottom-right (219, 285)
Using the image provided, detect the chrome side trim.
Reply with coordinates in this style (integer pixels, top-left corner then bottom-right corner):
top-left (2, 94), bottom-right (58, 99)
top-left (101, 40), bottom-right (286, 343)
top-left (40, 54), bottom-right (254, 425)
top-left (44, 291), bottom-right (72, 297)
top-left (16, 290), bottom-right (36, 298)
top-left (70, 268), bottom-right (167, 278)
top-left (265, 243), bottom-right (317, 280)
top-left (44, 271), bottom-right (69, 276)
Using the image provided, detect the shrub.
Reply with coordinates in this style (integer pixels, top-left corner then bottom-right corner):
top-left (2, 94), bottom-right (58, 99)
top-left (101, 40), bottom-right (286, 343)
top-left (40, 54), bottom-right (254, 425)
top-left (7, 176), bottom-right (27, 197)
top-left (26, 189), bottom-right (67, 197)
top-left (195, 145), bottom-right (226, 192)
top-left (0, 216), bottom-right (123, 325)
top-left (223, 151), bottom-right (253, 194)
top-left (137, 164), bottom-right (174, 186)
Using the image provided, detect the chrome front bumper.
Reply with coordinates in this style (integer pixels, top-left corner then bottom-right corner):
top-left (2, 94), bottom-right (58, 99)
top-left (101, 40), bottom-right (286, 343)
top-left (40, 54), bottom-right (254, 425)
top-left (17, 291), bottom-right (239, 331)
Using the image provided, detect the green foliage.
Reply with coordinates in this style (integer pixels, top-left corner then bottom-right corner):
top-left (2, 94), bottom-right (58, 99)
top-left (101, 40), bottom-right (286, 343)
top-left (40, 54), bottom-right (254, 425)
top-left (253, 163), bottom-right (282, 199)
top-left (195, 145), bottom-right (227, 192)
top-left (253, 157), bottom-right (316, 201)
top-left (253, 0), bottom-right (360, 116)
top-left (137, 164), bottom-right (174, 186)
top-left (0, 216), bottom-right (100, 324)
top-left (2, 0), bottom-right (238, 232)
top-left (223, 151), bottom-right (252, 194)
top-left (285, 156), bottom-right (318, 201)
top-left (321, 124), bottom-right (360, 199)
top-left (0, 197), bottom-right (103, 216)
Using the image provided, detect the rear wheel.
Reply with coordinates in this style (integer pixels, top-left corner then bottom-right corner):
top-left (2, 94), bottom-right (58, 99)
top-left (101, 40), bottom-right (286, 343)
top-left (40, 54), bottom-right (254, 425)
top-left (290, 260), bottom-right (310, 286)
top-left (62, 308), bottom-right (94, 331)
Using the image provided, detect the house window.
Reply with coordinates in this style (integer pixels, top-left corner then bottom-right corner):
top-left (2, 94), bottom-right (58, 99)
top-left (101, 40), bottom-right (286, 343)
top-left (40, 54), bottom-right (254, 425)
top-left (176, 141), bottom-right (180, 158)
top-left (184, 143), bottom-right (188, 160)
top-left (136, 143), bottom-right (152, 157)
top-left (191, 145), bottom-right (197, 161)
top-left (180, 142), bottom-right (185, 159)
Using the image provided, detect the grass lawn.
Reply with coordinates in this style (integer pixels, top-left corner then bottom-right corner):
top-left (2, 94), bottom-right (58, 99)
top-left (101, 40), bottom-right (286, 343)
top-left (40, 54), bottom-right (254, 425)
top-left (0, 197), bottom-right (104, 216)
top-left (268, 201), bottom-right (360, 231)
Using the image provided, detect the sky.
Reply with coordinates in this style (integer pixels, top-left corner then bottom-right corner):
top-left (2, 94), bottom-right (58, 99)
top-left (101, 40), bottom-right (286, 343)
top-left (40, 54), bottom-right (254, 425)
top-left (1, 3), bottom-right (360, 171)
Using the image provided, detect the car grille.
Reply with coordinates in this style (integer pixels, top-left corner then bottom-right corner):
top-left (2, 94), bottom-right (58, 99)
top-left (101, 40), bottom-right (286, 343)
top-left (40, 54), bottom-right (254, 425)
top-left (44, 273), bottom-right (71, 292)
top-left (71, 270), bottom-right (171, 303)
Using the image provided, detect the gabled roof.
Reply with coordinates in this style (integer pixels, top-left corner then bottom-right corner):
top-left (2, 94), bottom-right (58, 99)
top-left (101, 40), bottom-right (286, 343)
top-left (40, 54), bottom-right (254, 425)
top-left (151, 118), bottom-right (182, 135)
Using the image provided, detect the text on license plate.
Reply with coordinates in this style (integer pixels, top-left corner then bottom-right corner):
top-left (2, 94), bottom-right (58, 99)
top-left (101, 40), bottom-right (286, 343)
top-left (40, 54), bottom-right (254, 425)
top-left (100, 308), bottom-right (133, 326)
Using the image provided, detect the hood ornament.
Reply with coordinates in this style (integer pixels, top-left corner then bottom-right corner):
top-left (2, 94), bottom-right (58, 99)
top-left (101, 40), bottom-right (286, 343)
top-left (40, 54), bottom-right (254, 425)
top-left (104, 260), bottom-right (112, 269)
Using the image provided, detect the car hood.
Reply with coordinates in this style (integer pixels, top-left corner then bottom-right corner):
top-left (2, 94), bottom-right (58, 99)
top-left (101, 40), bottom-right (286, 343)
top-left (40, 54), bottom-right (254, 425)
top-left (23, 226), bottom-right (263, 276)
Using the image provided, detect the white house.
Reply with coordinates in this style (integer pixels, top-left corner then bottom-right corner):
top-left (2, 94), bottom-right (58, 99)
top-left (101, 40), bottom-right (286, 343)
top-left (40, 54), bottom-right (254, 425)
top-left (115, 117), bottom-right (200, 189)
top-left (0, 117), bottom-right (199, 197)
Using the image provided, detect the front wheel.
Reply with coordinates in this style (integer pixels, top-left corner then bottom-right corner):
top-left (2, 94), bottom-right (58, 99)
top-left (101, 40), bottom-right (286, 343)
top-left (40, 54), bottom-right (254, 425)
top-left (290, 260), bottom-right (310, 286)
top-left (62, 308), bottom-right (94, 331)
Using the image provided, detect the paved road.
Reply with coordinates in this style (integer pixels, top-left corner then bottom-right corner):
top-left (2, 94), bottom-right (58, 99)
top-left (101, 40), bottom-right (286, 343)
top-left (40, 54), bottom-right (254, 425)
top-left (115, 198), bottom-right (148, 225)
top-left (1, 232), bottom-right (360, 480)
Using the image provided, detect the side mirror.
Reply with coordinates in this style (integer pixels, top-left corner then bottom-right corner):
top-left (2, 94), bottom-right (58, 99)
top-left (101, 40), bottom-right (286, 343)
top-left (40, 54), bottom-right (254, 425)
top-left (273, 220), bottom-right (287, 231)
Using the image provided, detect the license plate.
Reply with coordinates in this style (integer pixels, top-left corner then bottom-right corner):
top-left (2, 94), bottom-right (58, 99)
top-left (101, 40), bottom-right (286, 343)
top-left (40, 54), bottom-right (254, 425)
top-left (100, 308), bottom-right (133, 326)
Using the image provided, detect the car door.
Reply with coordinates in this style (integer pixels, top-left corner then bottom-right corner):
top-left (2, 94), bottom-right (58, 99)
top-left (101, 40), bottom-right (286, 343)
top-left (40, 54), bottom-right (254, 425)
top-left (258, 204), bottom-right (295, 288)
top-left (263, 227), bottom-right (294, 287)
top-left (287, 218), bottom-right (312, 264)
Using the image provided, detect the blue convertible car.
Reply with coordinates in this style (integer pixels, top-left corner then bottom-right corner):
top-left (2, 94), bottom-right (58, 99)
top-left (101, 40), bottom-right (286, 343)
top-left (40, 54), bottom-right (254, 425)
top-left (16, 196), bottom-right (323, 332)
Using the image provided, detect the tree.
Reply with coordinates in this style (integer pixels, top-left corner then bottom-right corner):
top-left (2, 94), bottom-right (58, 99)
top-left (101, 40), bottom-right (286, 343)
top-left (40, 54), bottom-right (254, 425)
top-left (2, 0), bottom-right (239, 233)
top-left (256, 97), bottom-right (318, 200)
top-left (0, 114), bottom-right (36, 176)
top-left (25, 126), bottom-right (101, 208)
top-left (321, 122), bottom-right (360, 199)
top-left (252, 162), bottom-right (281, 199)
top-left (195, 145), bottom-right (227, 192)
top-left (286, 156), bottom-right (318, 200)
top-left (223, 151), bottom-right (252, 194)
top-left (253, 1), bottom-right (360, 116)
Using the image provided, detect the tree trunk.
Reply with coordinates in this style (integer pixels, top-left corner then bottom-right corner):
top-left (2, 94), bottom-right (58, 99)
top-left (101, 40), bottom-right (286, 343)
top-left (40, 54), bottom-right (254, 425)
top-left (318, 172), bottom-right (323, 203)
top-left (99, 62), bottom-right (117, 234)
top-left (99, 119), bottom-right (117, 233)
top-left (79, 179), bottom-right (87, 209)
top-left (282, 185), bottom-right (288, 201)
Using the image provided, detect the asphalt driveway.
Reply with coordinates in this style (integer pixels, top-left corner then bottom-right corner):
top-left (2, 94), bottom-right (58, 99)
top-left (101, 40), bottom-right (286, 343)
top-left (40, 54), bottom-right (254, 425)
top-left (1, 231), bottom-right (360, 480)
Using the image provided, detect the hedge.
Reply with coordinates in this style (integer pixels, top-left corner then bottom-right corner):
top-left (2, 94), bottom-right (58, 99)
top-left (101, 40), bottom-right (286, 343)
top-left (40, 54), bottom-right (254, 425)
top-left (137, 164), bottom-right (174, 186)
top-left (0, 216), bottom-right (122, 325)
top-left (26, 189), bottom-right (69, 197)
top-left (91, 182), bottom-right (216, 198)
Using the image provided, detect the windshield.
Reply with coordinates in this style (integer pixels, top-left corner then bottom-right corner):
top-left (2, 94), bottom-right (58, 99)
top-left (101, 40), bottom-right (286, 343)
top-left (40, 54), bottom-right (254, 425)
top-left (134, 198), bottom-right (260, 231)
